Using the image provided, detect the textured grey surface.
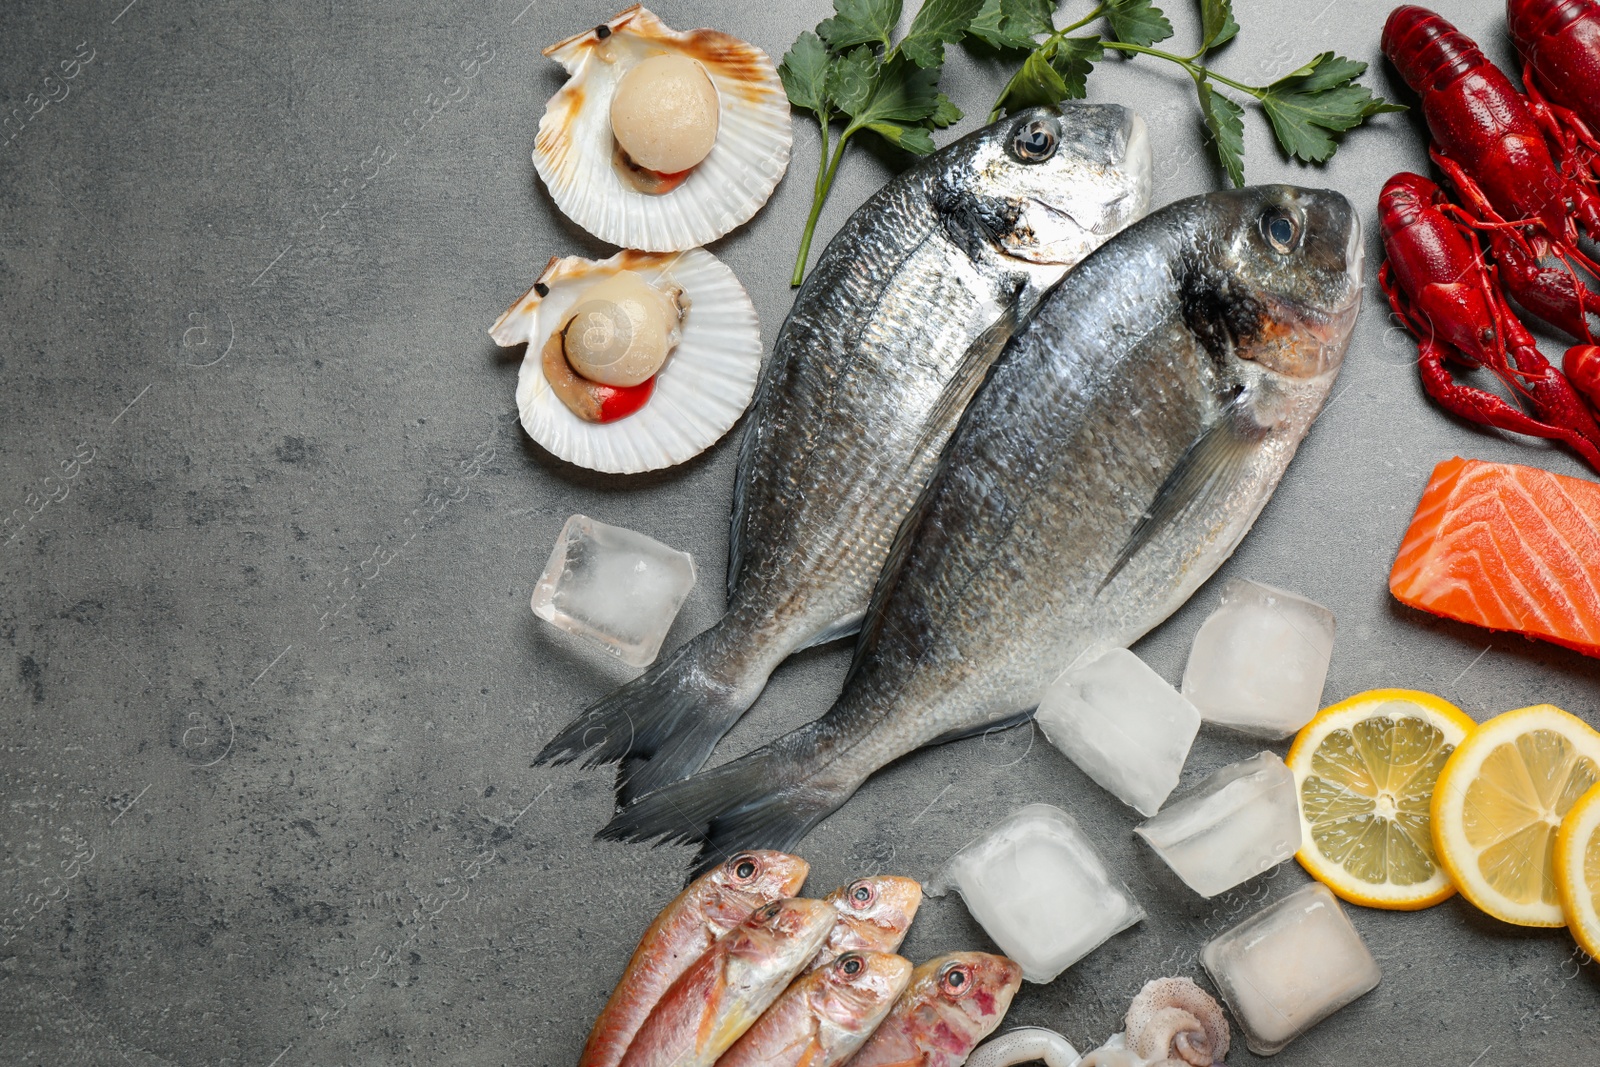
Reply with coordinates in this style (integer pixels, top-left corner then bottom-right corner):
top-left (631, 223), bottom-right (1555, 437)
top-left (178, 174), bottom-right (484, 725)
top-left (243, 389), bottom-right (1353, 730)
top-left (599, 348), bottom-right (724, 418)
top-left (0, 1), bottom-right (1595, 1065)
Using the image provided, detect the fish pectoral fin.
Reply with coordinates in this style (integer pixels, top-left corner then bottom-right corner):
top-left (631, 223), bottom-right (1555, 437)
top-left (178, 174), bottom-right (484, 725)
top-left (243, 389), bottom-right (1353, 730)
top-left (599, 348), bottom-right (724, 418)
top-left (795, 612), bottom-right (865, 652)
top-left (926, 708), bottom-right (1035, 746)
top-left (913, 288), bottom-right (1027, 462)
top-left (1098, 392), bottom-right (1268, 592)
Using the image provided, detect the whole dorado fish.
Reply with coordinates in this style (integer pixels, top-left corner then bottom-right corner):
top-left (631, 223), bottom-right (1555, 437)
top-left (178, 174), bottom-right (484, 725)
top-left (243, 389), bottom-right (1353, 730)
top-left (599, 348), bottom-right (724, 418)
top-left (618, 897), bottom-right (835, 1067)
top-left (810, 875), bottom-right (923, 971)
top-left (579, 851), bottom-right (807, 1067)
top-left (537, 103), bottom-right (1152, 804)
top-left (719, 951), bottom-right (914, 1067)
top-left (843, 952), bottom-right (1023, 1067)
top-left (604, 186), bottom-right (1363, 863)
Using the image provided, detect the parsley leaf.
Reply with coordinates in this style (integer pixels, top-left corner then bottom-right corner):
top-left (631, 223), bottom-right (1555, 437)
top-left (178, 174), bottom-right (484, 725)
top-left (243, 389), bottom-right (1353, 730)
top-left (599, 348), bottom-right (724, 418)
top-left (820, 0), bottom-right (904, 52)
top-left (1258, 52), bottom-right (1405, 162)
top-left (825, 46), bottom-right (883, 116)
top-left (1196, 79), bottom-right (1245, 187)
top-left (779, 31), bottom-right (834, 114)
top-left (866, 121), bottom-right (939, 153)
top-left (1199, 0), bottom-right (1238, 51)
top-left (836, 52), bottom-right (942, 125)
top-left (1104, 0), bottom-right (1173, 48)
top-left (929, 92), bottom-right (964, 127)
top-left (901, 0), bottom-right (987, 68)
top-left (1004, 47), bottom-right (1070, 110)
top-left (1052, 36), bottom-right (1105, 98)
top-left (969, 0), bottom-right (1054, 50)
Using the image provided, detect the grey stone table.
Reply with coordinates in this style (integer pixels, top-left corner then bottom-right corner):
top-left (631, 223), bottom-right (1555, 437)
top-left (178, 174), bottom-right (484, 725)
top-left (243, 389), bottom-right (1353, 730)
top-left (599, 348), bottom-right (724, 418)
top-left (2, 1), bottom-right (1595, 1064)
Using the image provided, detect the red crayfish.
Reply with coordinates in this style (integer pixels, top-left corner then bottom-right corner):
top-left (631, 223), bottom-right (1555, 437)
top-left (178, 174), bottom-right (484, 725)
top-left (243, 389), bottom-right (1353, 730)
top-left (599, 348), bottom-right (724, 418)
top-left (1379, 2), bottom-right (1600, 467)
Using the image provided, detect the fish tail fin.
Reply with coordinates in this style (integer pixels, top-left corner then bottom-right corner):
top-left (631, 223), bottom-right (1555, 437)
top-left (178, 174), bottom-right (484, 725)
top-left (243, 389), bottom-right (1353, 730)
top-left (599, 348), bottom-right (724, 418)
top-left (533, 616), bottom-right (771, 804)
top-left (600, 735), bottom-right (849, 877)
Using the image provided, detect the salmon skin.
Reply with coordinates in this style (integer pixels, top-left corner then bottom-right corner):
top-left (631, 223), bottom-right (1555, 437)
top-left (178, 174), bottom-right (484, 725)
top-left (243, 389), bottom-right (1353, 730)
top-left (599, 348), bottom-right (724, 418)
top-left (578, 851), bottom-right (808, 1067)
top-left (718, 951), bottom-right (914, 1067)
top-left (841, 952), bottom-right (1023, 1067)
top-left (1390, 456), bottom-right (1600, 657)
top-left (810, 876), bottom-right (923, 971)
top-left (535, 104), bottom-right (1152, 807)
top-left (618, 897), bottom-right (836, 1067)
top-left (603, 186), bottom-right (1363, 866)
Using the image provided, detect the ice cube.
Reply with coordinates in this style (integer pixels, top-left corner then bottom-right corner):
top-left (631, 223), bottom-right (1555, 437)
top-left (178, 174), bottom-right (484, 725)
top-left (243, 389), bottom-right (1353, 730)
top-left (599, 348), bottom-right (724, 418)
top-left (1135, 751), bottom-right (1301, 898)
top-left (1036, 647), bottom-right (1201, 817)
top-left (1181, 578), bottom-right (1335, 738)
top-left (531, 514), bottom-right (696, 668)
top-left (1200, 882), bottom-right (1381, 1055)
top-left (929, 804), bottom-right (1143, 983)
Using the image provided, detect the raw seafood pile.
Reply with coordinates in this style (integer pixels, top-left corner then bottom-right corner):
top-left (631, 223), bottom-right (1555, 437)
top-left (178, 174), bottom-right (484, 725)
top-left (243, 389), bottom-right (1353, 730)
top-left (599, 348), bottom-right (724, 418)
top-left (603, 184), bottom-right (1362, 866)
top-left (539, 101), bottom-right (1152, 803)
top-left (578, 850), bottom-right (1022, 1067)
top-left (1378, 2), bottom-right (1600, 472)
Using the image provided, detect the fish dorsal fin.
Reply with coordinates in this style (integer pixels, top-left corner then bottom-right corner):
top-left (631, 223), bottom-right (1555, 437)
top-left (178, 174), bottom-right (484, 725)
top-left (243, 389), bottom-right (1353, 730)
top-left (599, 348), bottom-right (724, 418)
top-left (1099, 389), bottom-right (1267, 592)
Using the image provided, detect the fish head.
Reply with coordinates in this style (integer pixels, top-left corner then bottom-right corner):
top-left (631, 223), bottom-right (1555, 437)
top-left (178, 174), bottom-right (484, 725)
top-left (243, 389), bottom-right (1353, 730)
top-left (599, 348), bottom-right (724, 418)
top-left (821, 875), bottom-right (924, 955)
top-left (727, 896), bottom-right (837, 966)
top-left (811, 952), bottom-right (914, 1032)
top-left (1186, 184), bottom-right (1363, 383)
top-left (901, 952), bottom-right (1024, 1055)
top-left (931, 103), bottom-right (1152, 270)
top-left (702, 850), bottom-right (810, 930)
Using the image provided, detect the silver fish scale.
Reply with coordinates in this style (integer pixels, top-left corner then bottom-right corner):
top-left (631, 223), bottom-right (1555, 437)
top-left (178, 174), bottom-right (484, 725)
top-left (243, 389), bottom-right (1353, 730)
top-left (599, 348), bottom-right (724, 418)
top-left (730, 178), bottom-right (1015, 647)
top-left (811, 202), bottom-right (1350, 794)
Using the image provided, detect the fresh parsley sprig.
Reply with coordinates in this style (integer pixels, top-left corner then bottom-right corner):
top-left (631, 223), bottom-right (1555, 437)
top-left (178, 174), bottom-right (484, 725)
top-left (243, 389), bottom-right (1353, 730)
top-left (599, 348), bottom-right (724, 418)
top-left (981, 0), bottom-right (1402, 186)
top-left (780, 0), bottom-right (985, 286)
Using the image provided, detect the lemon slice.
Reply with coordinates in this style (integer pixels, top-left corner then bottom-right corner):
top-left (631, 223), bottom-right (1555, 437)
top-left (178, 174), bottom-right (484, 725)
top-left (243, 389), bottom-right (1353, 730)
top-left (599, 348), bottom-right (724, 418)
top-left (1433, 704), bottom-right (1600, 927)
top-left (1555, 782), bottom-right (1600, 956)
top-left (1287, 689), bottom-right (1476, 909)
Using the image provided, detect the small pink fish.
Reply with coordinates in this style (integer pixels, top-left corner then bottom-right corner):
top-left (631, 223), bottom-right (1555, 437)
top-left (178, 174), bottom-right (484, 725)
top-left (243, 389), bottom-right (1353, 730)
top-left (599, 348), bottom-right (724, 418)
top-left (842, 952), bottom-right (1023, 1067)
top-left (619, 897), bottom-right (837, 1067)
top-left (810, 876), bottom-right (923, 971)
top-left (580, 851), bottom-right (809, 1067)
top-left (718, 951), bottom-right (914, 1067)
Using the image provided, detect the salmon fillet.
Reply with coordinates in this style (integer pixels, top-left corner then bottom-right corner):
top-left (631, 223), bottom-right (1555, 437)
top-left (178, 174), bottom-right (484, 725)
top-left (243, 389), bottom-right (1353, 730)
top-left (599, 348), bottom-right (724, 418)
top-left (1390, 457), bottom-right (1600, 658)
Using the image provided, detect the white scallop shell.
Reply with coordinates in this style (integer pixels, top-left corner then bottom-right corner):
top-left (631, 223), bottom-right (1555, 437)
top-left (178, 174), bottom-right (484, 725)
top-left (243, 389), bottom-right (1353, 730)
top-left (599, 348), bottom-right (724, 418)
top-left (491, 248), bottom-right (761, 475)
top-left (534, 5), bottom-right (792, 252)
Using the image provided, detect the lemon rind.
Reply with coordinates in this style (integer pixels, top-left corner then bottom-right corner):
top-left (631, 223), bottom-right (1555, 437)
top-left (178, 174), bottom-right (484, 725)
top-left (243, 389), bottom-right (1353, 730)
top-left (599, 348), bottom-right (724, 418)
top-left (1287, 689), bottom-right (1474, 911)
top-left (1432, 704), bottom-right (1600, 929)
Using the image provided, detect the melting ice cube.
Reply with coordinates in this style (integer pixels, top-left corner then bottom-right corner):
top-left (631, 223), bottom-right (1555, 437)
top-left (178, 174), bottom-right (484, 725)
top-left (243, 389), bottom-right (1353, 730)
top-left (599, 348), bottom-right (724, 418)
top-left (930, 804), bottom-right (1143, 983)
top-left (1200, 882), bottom-right (1381, 1056)
top-left (532, 514), bottom-right (696, 668)
top-left (1181, 579), bottom-right (1335, 738)
top-left (1036, 647), bottom-right (1201, 817)
top-left (1135, 751), bottom-right (1300, 898)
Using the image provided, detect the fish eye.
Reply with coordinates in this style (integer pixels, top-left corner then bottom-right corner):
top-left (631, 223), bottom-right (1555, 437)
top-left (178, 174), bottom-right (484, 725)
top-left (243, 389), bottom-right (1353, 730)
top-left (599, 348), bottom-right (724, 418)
top-left (731, 854), bottom-right (759, 881)
top-left (1011, 118), bottom-right (1059, 163)
top-left (849, 881), bottom-right (876, 908)
top-left (1262, 208), bottom-right (1300, 253)
top-left (940, 964), bottom-right (971, 998)
top-left (838, 954), bottom-right (864, 976)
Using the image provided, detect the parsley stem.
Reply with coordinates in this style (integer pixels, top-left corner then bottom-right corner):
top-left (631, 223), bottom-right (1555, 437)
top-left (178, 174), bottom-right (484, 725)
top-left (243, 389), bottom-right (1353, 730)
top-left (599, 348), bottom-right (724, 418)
top-left (791, 125), bottom-right (855, 288)
top-left (1097, 40), bottom-right (1261, 95)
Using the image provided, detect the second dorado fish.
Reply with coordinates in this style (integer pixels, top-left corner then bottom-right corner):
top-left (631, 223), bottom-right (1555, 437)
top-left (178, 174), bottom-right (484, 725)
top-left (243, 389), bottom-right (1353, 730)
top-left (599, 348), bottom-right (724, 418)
top-left (537, 104), bottom-right (1151, 803)
top-left (604, 185), bottom-right (1363, 863)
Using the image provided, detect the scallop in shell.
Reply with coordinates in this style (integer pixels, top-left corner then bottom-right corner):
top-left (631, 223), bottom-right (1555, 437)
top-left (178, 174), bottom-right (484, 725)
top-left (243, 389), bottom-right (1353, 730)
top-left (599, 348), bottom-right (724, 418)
top-left (491, 248), bottom-right (761, 475)
top-left (533, 5), bottom-right (791, 251)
